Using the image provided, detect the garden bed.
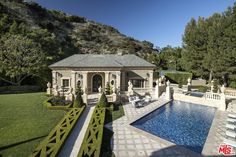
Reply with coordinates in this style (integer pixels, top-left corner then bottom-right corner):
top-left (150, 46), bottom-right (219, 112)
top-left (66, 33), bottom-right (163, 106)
top-left (43, 97), bottom-right (72, 111)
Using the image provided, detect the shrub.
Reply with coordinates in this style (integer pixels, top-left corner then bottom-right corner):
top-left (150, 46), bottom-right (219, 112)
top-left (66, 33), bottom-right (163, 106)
top-left (66, 15), bottom-right (86, 23)
top-left (0, 85), bottom-right (41, 94)
top-left (105, 82), bottom-right (112, 95)
top-left (165, 71), bottom-right (192, 85)
top-left (73, 93), bottom-right (85, 108)
top-left (75, 83), bottom-right (83, 95)
top-left (98, 93), bottom-right (109, 108)
top-left (77, 107), bottom-right (105, 157)
top-left (229, 81), bottom-right (236, 89)
top-left (213, 79), bottom-right (219, 93)
top-left (31, 107), bottom-right (85, 157)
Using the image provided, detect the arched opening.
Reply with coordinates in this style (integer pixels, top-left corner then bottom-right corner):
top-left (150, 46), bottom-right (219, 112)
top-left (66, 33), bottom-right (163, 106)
top-left (92, 74), bottom-right (103, 92)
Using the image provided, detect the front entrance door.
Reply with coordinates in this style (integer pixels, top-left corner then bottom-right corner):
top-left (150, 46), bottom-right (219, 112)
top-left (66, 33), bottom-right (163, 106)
top-left (92, 74), bottom-right (102, 92)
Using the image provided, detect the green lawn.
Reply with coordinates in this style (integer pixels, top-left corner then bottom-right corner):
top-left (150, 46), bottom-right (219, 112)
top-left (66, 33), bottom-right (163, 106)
top-left (0, 93), bottom-right (66, 157)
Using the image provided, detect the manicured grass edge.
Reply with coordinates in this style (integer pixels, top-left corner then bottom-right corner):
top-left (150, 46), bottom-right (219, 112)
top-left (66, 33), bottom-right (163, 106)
top-left (77, 107), bottom-right (106, 157)
top-left (30, 106), bottom-right (85, 157)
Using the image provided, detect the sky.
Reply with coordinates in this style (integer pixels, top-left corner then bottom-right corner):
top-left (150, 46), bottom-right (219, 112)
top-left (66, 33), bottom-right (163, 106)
top-left (34, 0), bottom-right (235, 48)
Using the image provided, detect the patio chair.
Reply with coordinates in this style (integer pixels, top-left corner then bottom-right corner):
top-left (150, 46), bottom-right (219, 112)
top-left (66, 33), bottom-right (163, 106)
top-left (137, 99), bottom-right (145, 107)
top-left (226, 123), bottom-right (236, 130)
top-left (224, 138), bottom-right (236, 147)
top-left (129, 96), bottom-right (140, 108)
top-left (228, 114), bottom-right (236, 119)
top-left (226, 130), bottom-right (236, 138)
top-left (144, 95), bottom-right (152, 103)
top-left (227, 118), bottom-right (236, 123)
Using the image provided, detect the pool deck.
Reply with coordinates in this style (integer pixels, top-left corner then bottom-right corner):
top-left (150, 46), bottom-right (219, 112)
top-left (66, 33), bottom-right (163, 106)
top-left (202, 110), bottom-right (228, 156)
top-left (105, 94), bottom-right (232, 157)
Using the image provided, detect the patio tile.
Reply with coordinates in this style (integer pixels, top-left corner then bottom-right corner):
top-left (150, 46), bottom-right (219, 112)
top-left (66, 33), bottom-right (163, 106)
top-left (135, 144), bottom-right (144, 149)
top-left (105, 95), bottom-right (230, 157)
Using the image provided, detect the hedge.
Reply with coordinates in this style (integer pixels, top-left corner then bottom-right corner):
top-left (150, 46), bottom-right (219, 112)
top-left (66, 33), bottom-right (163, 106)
top-left (165, 71), bottom-right (192, 85)
top-left (43, 97), bottom-right (72, 111)
top-left (77, 107), bottom-right (106, 157)
top-left (30, 107), bottom-right (85, 157)
top-left (0, 85), bottom-right (41, 94)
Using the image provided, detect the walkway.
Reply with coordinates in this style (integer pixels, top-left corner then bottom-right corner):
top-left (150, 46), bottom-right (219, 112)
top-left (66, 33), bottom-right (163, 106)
top-left (58, 105), bottom-right (95, 157)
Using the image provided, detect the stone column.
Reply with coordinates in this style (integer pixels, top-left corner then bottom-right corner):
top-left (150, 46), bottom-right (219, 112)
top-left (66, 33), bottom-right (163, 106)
top-left (82, 71), bottom-right (88, 94)
top-left (105, 72), bottom-right (110, 84)
top-left (219, 93), bottom-right (226, 111)
top-left (116, 71), bottom-right (121, 90)
top-left (155, 79), bottom-right (159, 98)
top-left (52, 71), bottom-right (57, 88)
top-left (71, 71), bottom-right (76, 94)
top-left (149, 70), bottom-right (153, 90)
top-left (166, 80), bottom-right (171, 100)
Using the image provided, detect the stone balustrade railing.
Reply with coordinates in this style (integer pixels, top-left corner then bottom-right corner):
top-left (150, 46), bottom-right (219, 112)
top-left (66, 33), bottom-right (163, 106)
top-left (225, 90), bottom-right (236, 98)
top-left (205, 92), bottom-right (221, 100)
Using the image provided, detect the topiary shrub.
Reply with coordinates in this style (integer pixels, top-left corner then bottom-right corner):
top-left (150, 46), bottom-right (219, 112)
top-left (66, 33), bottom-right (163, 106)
top-left (75, 83), bottom-right (83, 95)
top-left (73, 93), bottom-right (85, 108)
top-left (105, 82), bottom-right (112, 95)
top-left (98, 93), bottom-right (109, 108)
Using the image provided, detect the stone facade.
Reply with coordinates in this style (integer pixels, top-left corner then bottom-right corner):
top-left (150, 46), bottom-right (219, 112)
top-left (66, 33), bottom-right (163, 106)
top-left (51, 67), bottom-right (154, 94)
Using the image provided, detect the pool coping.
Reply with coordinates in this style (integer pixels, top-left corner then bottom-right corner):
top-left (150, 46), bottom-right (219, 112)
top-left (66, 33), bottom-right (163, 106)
top-left (127, 99), bottom-right (205, 157)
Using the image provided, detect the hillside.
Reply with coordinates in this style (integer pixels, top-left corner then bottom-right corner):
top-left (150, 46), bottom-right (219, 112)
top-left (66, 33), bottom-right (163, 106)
top-left (0, 0), bottom-right (158, 63)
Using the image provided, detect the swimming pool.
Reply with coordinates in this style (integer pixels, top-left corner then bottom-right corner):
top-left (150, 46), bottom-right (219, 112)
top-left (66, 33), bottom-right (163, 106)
top-left (189, 92), bottom-right (205, 98)
top-left (131, 101), bottom-right (216, 153)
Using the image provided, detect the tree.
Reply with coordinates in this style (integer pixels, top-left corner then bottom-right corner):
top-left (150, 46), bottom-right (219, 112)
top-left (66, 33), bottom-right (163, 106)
top-left (0, 34), bottom-right (46, 85)
top-left (159, 46), bottom-right (182, 70)
top-left (182, 18), bottom-right (208, 78)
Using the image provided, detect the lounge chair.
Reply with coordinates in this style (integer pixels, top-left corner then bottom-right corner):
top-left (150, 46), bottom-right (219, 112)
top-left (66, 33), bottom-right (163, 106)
top-left (226, 130), bottom-right (236, 138)
top-left (227, 118), bottom-right (236, 123)
top-left (143, 95), bottom-right (152, 103)
top-left (129, 96), bottom-right (141, 108)
top-left (229, 114), bottom-right (236, 119)
top-left (137, 99), bottom-right (145, 107)
top-left (226, 123), bottom-right (236, 130)
top-left (224, 138), bottom-right (236, 147)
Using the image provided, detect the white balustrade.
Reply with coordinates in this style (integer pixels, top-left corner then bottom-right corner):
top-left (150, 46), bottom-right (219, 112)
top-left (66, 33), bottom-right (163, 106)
top-left (205, 92), bottom-right (221, 100)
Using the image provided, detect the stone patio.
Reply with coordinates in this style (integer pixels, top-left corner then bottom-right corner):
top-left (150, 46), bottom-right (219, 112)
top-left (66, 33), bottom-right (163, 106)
top-left (105, 95), bottom-right (233, 157)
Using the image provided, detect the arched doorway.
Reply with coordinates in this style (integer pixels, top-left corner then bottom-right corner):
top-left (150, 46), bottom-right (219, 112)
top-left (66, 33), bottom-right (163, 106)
top-left (92, 74), bottom-right (102, 92)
